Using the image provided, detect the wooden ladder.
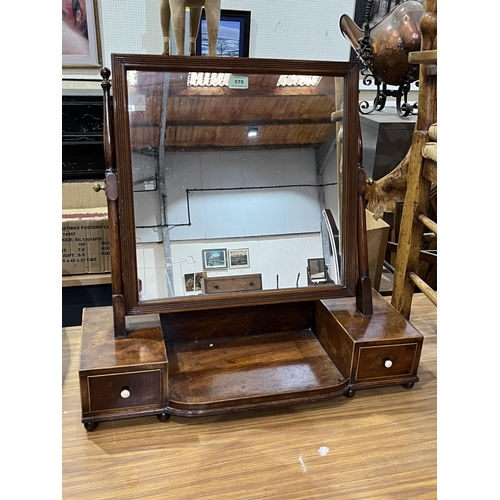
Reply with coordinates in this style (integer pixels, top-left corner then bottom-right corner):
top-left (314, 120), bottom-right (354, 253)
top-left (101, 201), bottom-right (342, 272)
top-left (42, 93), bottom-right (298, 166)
top-left (391, 0), bottom-right (437, 319)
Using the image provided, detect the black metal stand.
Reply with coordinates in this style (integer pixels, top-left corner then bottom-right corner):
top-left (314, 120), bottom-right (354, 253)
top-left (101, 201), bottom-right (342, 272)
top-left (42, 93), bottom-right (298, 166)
top-left (359, 69), bottom-right (418, 118)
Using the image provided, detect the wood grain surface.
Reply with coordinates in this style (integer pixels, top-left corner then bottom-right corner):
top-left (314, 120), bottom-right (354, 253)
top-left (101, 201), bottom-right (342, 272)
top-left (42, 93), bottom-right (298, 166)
top-left (62, 294), bottom-right (436, 499)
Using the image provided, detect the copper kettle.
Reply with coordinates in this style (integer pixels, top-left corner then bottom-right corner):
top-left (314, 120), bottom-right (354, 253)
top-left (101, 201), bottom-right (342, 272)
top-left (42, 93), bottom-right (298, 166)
top-left (340, 1), bottom-right (423, 86)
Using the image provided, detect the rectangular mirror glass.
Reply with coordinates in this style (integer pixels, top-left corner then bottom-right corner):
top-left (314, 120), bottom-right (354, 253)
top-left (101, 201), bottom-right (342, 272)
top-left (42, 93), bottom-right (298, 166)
top-left (111, 56), bottom-right (359, 315)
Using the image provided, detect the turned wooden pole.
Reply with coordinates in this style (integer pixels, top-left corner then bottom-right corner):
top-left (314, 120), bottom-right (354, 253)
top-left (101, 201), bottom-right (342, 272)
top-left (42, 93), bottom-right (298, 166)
top-left (355, 114), bottom-right (373, 316)
top-left (101, 68), bottom-right (127, 338)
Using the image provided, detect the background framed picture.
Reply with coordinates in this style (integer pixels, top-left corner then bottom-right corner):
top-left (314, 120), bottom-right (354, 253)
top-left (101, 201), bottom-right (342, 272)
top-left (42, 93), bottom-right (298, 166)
top-left (202, 249), bottom-right (227, 270)
top-left (196, 10), bottom-right (250, 57)
top-left (229, 249), bottom-right (250, 269)
top-left (62, 0), bottom-right (102, 67)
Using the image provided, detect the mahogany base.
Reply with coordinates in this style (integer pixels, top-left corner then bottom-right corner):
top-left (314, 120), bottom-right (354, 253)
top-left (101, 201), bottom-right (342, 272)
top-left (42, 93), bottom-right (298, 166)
top-left (79, 292), bottom-right (423, 429)
top-left (78, 309), bottom-right (169, 429)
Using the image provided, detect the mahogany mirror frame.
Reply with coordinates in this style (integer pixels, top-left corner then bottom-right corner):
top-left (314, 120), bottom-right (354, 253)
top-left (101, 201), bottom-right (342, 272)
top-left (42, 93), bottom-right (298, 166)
top-left (102, 54), bottom-right (365, 337)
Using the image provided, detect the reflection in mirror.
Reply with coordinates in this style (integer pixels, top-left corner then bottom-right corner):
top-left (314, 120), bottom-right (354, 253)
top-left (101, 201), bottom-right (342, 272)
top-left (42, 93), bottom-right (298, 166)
top-left (126, 70), bottom-right (344, 301)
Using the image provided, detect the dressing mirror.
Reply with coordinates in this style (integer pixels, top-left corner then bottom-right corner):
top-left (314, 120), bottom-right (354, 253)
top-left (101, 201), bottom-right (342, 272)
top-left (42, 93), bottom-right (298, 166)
top-left (104, 55), bottom-right (362, 332)
top-left (78, 55), bottom-right (426, 432)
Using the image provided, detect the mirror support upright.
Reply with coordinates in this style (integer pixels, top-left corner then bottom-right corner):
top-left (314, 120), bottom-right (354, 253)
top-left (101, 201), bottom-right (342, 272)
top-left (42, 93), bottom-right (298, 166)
top-left (101, 67), bottom-right (127, 337)
top-left (355, 115), bottom-right (373, 316)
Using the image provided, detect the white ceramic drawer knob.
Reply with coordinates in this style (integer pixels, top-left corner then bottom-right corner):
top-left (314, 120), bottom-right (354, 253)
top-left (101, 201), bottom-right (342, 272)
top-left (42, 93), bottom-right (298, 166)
top-left (120, 388), bottom-right (131, 398)
top-left (384, 359), bottom-right (393, 368)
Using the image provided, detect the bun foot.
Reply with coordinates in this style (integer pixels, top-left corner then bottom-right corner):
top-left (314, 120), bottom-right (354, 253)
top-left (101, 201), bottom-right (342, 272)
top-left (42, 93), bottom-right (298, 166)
top-left (84, 421), bottom-right (99, 431)
top-left (345, 388), bottom-right (356, 398)
top-left (403, 382), bottom-right (415, 389)
top-left (157, 412), bottom-right (171, 422)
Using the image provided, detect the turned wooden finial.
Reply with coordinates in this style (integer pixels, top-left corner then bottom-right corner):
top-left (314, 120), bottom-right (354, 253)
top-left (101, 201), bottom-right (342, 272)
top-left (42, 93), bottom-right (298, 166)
top-left (100, 67), bottom-right (111, 80)
top-left (100, 67), bottom-right (112, 93)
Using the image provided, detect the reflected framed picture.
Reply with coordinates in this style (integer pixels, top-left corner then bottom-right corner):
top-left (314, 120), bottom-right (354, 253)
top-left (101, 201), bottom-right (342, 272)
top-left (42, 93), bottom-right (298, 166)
top-left (184, 272), bottom-right (207, 292)
top-left (196, 10), bottom-right (250, 57)
top-left (62, 0), bottom-right (102, 67)
top-left (202, 249), bottom-right (228, 270)
top-left (229, 248), bottom-right (250, 269)
top-left (308, 258), bottom-right (327, 283)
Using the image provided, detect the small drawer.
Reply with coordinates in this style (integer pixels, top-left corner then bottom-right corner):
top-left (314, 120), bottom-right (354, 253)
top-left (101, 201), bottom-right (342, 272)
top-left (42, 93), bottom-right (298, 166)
top-left (355, 343), bottom-right (418, 381)
top-left (88, 370), bottom-right (162, 412)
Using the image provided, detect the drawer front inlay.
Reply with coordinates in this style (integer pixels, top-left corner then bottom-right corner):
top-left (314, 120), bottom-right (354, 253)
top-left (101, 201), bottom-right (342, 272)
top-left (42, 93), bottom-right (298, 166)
top-left (355, 344), bottom-right (418, 381)
top-left (88, 370), bottom-right (161, 412)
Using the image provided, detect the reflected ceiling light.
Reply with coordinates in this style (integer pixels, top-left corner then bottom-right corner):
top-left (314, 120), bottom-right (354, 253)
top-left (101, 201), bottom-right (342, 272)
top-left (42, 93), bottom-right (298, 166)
top-left (187, 72), bottom-right (231, 87)
top-left (276, 75), bottom-right (322, 87)
top-left (127, 70), bottom-right (138, 88)
top-left (247, 126), bottom-right (258, 138)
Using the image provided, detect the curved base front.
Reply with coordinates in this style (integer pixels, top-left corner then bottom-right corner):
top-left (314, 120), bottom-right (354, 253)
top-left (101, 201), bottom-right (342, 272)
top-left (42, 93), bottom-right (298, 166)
top-left (165, 385), bottom-right (350, 418)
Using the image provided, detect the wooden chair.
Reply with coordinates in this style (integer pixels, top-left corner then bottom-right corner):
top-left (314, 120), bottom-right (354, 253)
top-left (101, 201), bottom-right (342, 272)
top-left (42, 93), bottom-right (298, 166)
top-left (391, 0), bottom-right (437, 319)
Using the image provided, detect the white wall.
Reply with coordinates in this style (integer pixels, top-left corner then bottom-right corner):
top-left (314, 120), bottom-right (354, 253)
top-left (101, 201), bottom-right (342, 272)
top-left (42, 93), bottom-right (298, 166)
top-left (62, 0), bottom-right (356, 81)
top-left (165, 148), bottom-right (323, 240)
top-left (135, 146), bottom-right (339, 300)
top-left (138, 232), bottom-right (325, 300)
